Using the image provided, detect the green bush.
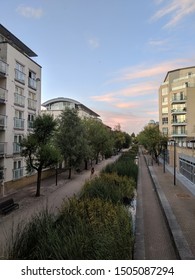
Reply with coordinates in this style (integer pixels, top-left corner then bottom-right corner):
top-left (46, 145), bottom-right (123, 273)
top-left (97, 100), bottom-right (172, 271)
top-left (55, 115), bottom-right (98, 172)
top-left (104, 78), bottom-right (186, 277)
top-left (9, 198), bottom-right (133, 260)
top-left (80, 173), bottom-right (135, 204)
top-left (102, 158), bottom-right (138, 183)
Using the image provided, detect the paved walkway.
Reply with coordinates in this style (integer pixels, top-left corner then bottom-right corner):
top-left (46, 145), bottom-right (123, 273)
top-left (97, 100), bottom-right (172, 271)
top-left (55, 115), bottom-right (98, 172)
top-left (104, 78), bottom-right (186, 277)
top-left (134, 148), bottom-right (195, 260)
top-left (0, 154), bottom-right (120, 258)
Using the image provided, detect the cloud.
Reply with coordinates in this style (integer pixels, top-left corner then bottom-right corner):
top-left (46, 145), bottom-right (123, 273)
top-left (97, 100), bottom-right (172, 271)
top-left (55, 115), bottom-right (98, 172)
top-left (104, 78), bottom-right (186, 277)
top-left (151, 0), bottom-right (195, 28)
top-left (96, 109), bottom-right (157, 134)
top-left (109, 58), bottom-right (190, 83)
top-left (88, 37), bottom-right (100, 49)
top-left (16, 5), bottom-right (43, 19)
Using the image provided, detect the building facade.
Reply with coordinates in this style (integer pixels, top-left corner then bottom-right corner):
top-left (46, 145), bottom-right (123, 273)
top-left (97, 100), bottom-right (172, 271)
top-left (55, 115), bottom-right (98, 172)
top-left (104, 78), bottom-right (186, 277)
top-left (159, 66), bottom-right (195, 185)
top-left (0, 24), bottom-right (41, 195)
top-left (41, 97), bottom-right (100, 120)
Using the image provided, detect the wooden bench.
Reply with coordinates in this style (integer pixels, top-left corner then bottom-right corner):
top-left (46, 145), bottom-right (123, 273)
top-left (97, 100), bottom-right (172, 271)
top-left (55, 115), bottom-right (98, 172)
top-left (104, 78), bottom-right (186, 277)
top-left (0, 198), bottom-right (19, 215)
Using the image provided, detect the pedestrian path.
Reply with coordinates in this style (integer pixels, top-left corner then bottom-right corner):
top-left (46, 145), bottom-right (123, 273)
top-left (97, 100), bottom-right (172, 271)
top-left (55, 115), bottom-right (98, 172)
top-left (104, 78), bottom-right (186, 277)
top-left (134, 150), bottom-right (178, 260)
top-left (134, 149), bottom-right (195, 260)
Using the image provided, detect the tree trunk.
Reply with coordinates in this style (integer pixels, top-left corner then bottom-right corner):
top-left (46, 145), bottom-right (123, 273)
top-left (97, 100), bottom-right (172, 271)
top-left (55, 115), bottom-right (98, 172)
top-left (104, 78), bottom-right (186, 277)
top-left (68, 167), bottom-right (72, 179)
top-left (84, 159), bottom-right (88, 170)
top-left (36, 168), bottom-right (42, 197)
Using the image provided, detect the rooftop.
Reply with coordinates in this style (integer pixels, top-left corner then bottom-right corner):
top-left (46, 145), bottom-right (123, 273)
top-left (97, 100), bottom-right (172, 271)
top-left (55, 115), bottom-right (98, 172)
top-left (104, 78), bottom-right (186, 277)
top-left (0, 24), bottom-right (37, 57)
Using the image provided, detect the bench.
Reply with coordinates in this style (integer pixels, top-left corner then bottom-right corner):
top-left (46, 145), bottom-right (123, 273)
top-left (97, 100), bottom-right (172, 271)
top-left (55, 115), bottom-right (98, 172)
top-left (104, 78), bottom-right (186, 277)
top-left (0, 198), bottom-right (19, 215)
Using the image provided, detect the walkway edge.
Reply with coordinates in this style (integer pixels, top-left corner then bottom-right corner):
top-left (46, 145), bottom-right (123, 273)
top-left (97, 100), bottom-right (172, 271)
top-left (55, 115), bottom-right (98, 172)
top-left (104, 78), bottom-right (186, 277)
top-left (147, 162), bottom-right (194, 260)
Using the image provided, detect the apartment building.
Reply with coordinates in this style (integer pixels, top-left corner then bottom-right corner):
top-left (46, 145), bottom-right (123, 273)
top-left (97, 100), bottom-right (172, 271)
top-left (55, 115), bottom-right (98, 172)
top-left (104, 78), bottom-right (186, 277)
top-left (0, 24), bottom-right (41, 195)
top-left (159, 66), bottom-right (195, 185)
top-left (41, 97), bottom-right (100, 120)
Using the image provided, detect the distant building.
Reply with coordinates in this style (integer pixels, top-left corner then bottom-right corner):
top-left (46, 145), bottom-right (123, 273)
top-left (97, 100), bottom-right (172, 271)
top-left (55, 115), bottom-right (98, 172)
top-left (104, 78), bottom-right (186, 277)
top-left (41, 97), bottom-right (100, 120)
top-left (0, 24), bottom-right (41, 195)
top-left (159, 66), bottom-right (195, 185)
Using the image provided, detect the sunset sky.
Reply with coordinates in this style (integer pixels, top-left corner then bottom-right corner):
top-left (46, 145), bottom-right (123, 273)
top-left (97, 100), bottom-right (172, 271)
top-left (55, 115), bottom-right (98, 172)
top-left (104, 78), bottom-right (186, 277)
top-left (1, 0), bottom-right (195, 134)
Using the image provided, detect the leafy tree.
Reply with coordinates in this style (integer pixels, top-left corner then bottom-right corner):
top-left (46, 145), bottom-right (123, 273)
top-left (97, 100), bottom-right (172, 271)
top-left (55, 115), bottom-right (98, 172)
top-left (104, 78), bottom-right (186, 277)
top-left (122, 132), bottom-right (132, 149)
top-left (56, 108), bottom-right (88, 179)
top-left (137, 124), bottom-right (167, 162)
top-left (83, 118), bottom-right (113, 164)
top-left (113, 124), bottom-right (126, 152)
top-left (21, 114), bottom-right (60, 197)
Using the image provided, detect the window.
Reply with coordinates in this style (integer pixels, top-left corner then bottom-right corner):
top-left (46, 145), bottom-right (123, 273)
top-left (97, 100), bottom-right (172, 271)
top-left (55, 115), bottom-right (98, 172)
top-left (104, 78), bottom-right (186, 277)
top-left (162, 107), bottom-right (168, 114)
top-left (162, 127), bottom-right (168, 135)
top-left (162, 117), bottom-right (168, 125)
top-left (28, 70), bottom-right (37, 89)
top-left (162, 96), bottom-right (168, 105)
top-left (14, 110), bottom-right (24, 129)
top-left (28, 113), bottom-right (35, 129)
top-left (161, 87), bottom-right (168, 95)
top-left (14, 85), bottom-right (25, 106)
top-left (15, 62), bottom-right (25, 83)
top-left (13, 160), bottom-right (23, 179)
top-left (13, 135), bottom-right (23, 153)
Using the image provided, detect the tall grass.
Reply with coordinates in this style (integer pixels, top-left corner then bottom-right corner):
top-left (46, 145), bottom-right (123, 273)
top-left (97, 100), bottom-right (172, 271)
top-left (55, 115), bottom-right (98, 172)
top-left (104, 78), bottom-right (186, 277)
top-left (80, 173), bottom-right (135, 204)
top-left (9, 198), bottom-right (133, 260)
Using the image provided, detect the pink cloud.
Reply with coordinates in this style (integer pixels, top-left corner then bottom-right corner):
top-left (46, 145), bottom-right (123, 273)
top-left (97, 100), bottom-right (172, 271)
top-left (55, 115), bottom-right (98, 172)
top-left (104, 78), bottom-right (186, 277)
top-left (117, 59), bottom-right (189, 81)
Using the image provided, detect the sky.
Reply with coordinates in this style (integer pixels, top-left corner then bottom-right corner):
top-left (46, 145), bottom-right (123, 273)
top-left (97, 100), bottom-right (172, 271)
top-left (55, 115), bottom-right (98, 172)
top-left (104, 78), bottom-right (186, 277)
top-left (1, 0), bottom-right (195, 134)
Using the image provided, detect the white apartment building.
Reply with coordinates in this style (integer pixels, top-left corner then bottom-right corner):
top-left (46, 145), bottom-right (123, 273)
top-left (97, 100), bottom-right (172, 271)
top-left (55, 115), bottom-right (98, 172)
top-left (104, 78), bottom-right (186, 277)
top-left (0, 24), bottom-right (41, 195)
top-left (41, 97), bottom-right (100, 120)
top-left (159, 67), bottom-right (195, 185)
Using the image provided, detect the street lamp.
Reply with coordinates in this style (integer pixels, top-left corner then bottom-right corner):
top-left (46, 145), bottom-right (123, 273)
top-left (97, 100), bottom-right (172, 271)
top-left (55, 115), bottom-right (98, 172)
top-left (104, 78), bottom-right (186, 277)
top-left (170, 139), bottom-right (176, 185)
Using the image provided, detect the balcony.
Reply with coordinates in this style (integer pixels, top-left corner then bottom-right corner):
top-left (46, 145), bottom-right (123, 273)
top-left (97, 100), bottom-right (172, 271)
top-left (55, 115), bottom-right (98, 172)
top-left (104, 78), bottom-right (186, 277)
top-left (13, 167), bottom-right (23, 180)
top-left (171, 108), bottom-right (186, 115)
top-left (171, 96), bottom-right (186, 104)
top-left (15, 69), bottom-right (25, 84)
top-left (171, 120), bottom-right (187, 126)
top-left (28, 120), bottom-right (34, 130)
top-left (171, 130), bottom-right (187, 137)
top-left (28, 98), bottom-right (37, 110)
top-left (0, 114), bottom-right (7, 130)
top-left (14, 117), bottom-right (24, 129)
top-left (13, 142), bottom-right (21, 154)
top-left (0, 60), bottom-right (8, 77)
top-left (0, 87), bottom-right (7, 103)
top-left (28, 77), bottom-right (37, 90)
top-left (14, 93), bottom-right (25, 107)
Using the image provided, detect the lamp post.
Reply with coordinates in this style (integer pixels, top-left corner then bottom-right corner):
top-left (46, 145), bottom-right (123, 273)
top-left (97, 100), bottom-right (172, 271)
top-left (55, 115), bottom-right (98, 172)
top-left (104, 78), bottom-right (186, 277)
top-left (170, 139), bottom-right (176, 185)
top-left (163, 148), bottom-right (166, 173)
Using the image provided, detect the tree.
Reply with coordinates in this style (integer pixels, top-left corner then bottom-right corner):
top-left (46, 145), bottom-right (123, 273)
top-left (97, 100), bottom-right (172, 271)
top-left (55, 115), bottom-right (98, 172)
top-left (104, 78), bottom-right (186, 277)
top-left (83, 118), bottom-right (113, 164)
top-left (20, 114), bottom-right (60, 197)
top-left (137, 124), bottom-right (167, 162)
top-left (56, 108), bottom-right (88, 179)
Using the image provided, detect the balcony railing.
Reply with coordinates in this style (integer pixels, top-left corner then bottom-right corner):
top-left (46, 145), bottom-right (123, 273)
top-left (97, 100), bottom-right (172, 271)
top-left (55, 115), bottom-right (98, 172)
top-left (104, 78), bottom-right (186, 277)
top-left (28, 120), bottom-right (34, 129)
top-left (14, 93), bottom-right (25, 107)
top-left (14, 117), bottom-right (24, 129)
top-left (171, 120), bottom-right (187, 125)
top-left (0, 114), bottom-right (7, 129)
top-left (28, 98), bottom-right (37, 110)
top-left (13, 168), bottom-right (24, 180)
top-left (28, 77), bottom-right (37, 90)
top-left (171, 108), bottom-right (186, 114)
top-left (0, 87), bottom-right (7, 102)
top-left (13, 142), bottom-right (21, 154)
top-left (171, 96), bottom-right (186, 103)
top-left (0, 142), bottom-right (6, 155)
top-left (172, 131), bottom-right (187, 137)
top-left (15, 69), bottom-right (25, 84)
top-left (0, 60), bottom-right (8, 76)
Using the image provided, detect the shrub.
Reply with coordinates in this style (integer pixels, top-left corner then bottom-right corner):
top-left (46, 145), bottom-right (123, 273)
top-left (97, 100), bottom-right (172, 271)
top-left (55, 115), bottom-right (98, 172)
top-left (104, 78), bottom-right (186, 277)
top-left (9, 198), bottom-right (133, 260)
top-left (80, 173), bottom-right (135, 204)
